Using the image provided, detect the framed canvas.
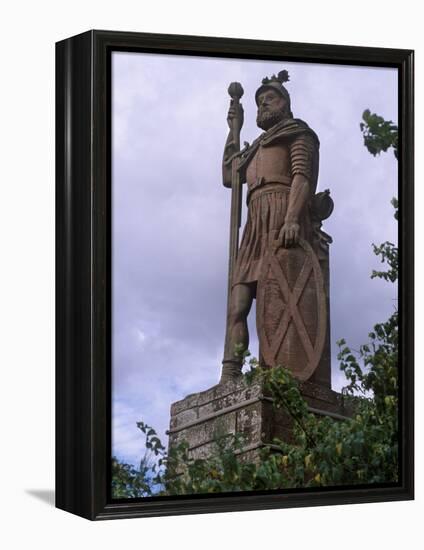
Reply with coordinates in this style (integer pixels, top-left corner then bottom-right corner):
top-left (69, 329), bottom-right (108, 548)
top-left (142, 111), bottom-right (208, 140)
top-left (56, 30), bottom-right (414, 520)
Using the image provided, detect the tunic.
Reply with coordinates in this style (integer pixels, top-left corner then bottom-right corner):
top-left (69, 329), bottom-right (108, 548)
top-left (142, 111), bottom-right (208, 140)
top-left (232, 117), bottom-right (319, 288)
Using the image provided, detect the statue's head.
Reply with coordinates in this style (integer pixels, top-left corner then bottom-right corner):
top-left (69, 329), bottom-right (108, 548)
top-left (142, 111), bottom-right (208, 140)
top-left (255, 70), bottom-right (293, 130)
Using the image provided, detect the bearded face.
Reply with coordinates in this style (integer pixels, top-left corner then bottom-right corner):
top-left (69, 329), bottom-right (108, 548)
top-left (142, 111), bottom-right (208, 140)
top-left (256, 89), bottom-right (288, 130)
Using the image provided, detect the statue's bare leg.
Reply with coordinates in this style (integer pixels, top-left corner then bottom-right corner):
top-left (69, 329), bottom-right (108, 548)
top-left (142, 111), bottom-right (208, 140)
top-left (220, 283), bottom-right (254, 383)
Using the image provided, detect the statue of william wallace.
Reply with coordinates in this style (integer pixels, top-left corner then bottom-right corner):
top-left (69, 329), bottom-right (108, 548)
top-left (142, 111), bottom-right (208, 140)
top-left (220, 71), bottom-right (334, 387)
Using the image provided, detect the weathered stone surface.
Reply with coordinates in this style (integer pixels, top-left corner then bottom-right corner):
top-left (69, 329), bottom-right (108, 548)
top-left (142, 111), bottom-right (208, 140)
top-left (168, 377), bottom-right (354, 464)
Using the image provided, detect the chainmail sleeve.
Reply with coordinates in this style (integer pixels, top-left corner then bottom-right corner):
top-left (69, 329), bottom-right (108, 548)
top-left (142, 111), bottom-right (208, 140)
top-left (290, 132), bottom-right (319, 189)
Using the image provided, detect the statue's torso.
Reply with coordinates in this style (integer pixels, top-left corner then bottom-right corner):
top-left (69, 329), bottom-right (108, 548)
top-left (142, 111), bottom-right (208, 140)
top-left (245, 141), bottom-right (291, 191)
top-left (234, 126), bottom-right (320, 285)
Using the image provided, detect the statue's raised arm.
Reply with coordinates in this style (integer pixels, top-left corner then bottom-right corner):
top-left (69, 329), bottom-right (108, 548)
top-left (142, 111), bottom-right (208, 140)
top-left (222, 82), bottom-right (244, 188)
top-left (222, 98), bottom-right (244, 187)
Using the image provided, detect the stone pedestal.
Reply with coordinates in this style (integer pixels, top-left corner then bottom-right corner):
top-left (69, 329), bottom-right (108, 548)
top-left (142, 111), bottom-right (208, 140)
top-left (168, 377), bottom-right (353, 464)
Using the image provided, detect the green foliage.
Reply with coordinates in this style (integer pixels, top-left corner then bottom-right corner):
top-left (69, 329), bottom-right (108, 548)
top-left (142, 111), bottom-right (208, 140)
top-left (111, 421), bottom-right (167, 498)
top-left (371, 198), bottom-right (398, 283)
top-left (250, 354), bottom-right (397, 487)
top-left (164, 433), bottom-right (260, 495)
top-left (111, 457), bottom-right (152, 498)
top-left (360, 109), bottom-right (398, 159)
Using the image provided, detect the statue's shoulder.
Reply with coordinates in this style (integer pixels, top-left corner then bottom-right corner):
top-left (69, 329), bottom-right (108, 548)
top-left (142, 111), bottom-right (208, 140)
top-left (264, 118), bottom-right (320, 146)
top-left (238, 119), bottom-right (319, 172)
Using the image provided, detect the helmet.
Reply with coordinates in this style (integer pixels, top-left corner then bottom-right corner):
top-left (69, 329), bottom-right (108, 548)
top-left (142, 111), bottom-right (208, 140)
top-left (255, 70), bottom-right (292, 115)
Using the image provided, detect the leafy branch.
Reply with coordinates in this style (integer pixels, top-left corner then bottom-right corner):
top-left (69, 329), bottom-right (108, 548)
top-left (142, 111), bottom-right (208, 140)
top-left (360, 109), bottom-right (398, 159)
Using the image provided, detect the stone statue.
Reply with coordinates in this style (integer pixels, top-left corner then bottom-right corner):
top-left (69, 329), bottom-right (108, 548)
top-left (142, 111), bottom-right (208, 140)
top-left (221, 71), bottom-right (334, 386)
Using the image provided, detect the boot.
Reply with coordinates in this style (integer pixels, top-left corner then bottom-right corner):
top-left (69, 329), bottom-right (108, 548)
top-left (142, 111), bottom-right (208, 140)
top-left (219, 360), bottom-right (243, 384)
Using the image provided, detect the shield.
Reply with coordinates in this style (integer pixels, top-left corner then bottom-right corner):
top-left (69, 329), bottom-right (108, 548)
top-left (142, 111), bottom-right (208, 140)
top-left (256, 238), bottom-right (327, 381)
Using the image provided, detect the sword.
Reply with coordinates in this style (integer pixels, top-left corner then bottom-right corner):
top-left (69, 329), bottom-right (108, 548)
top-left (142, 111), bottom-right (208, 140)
top-left (226, 82), bottom-right (244, 308)
top-left (222, 82), bottom-right (244, 372)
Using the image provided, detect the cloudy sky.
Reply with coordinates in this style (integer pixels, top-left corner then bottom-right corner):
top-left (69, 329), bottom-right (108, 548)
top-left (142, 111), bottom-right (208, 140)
top-left (111, 52), bottom-right (398, 467)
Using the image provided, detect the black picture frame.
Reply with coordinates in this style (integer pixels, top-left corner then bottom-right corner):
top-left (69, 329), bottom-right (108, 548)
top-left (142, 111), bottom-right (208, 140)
top-left (56, 29), bottom-right (414, 520)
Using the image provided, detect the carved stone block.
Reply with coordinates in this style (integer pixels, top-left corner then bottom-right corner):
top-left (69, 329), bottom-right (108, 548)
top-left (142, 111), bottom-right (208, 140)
top-left (168, 377), bottom-right (354, 464)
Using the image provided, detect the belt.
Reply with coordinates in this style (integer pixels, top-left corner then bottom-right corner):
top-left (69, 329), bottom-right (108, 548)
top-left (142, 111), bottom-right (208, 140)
top-left (247, 177), bottom-right (291, 205)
